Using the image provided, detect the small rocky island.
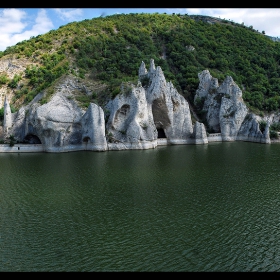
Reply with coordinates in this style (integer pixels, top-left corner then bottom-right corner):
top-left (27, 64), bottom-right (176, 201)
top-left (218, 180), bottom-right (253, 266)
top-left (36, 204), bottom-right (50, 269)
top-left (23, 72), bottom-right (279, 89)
top-left (0, 59), bottom-right (276, 153)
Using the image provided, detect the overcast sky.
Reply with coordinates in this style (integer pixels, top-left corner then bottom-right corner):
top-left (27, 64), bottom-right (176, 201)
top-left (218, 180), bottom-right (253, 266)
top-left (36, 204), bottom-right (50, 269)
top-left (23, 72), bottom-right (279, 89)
top-left (0, 8), bottom-right (279, 52)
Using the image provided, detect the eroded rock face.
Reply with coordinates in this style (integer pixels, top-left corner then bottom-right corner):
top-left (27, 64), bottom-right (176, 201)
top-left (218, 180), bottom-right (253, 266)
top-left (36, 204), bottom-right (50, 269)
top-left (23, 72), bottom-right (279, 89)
top-left (194, 70), bottom-right (269, 143)
top-left (195, 70), bottom-right (219, 102)
top-left (7, 76), bottom-right (108, 152)
top-left (237, 113), bottom-right (270, 143)
top-left (106, 84), bottom-right (157, 150)
top-left (81, 103), bottom-right (107, 151)
top-left (1, 60), bottom-right (273, 152)
top-left (195, 70), bottom-right (220, 132)
top-left (147, 65), bottom-right (193, 143)
top-left (3, 96), bottom-right (12, 133)
top-left (105, 59), bottom-right (194, 149)
top-left (193, 121), bottom-right (208, 144)
top-left (218, 76), bottom-right (248, 141)
top-left (26, 93), bottom-right (84, 151)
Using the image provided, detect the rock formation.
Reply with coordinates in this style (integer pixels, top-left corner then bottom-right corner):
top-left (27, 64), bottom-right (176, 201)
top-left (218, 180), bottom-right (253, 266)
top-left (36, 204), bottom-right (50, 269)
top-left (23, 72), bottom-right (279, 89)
top-left (105, 59), bottom-right (197, 150)
top-left (236, 113), bottom-right (271, 144)
top-left (193, 121), bottom-right (208, 144)
top-left (218, 76), bottom-right (248, 141)
top-left (4, 77), bottom-right (107, 152)
top-left (3, 95), bottom-right (12, 133)
top-left (194, 69), bottom-right (269, 143)
top-left (105, 85), bottom-right (158, 150)
top-left (0, 59), bottom-right (274, 153)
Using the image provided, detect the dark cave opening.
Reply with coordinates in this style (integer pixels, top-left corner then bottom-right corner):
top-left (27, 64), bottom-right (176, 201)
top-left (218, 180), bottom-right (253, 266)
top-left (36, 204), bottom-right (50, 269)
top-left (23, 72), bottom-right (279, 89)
top-left (23, 134), bottom-right (42, 144)
top-left (83, 136), bottom-right (91, 143)
top-left (157, 128), bottom-right (166, 138)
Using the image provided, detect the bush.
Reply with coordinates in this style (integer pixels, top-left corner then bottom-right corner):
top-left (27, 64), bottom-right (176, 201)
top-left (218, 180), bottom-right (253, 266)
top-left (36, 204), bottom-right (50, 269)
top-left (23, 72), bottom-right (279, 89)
top-left (270, 130), bottom-right (279, 139)
top-left (8, 74), bottom-right (21, 88)
top-left (258, 120), bottom-right (267, 133)
top-left (0, 107), bottom-right (4, 121)
top-left (8, 135), bottom-right (16, 147)
top-left (0, 74), bottom-right (9, 85)
top-left (140, 76), bottom-right (150, 87)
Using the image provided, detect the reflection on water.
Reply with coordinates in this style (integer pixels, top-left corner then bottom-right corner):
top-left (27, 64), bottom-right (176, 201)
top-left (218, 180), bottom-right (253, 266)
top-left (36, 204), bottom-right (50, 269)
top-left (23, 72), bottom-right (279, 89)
top-left (1, 142), bottom-right (280, 271)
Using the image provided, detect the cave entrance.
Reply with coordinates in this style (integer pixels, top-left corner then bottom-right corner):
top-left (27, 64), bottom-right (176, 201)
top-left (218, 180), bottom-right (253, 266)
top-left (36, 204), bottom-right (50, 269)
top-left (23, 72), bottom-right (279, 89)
top-left (152, 98), bottom-right (170, 139)
top-left (83, 136), bottom-right (91, 143)
top-left (157, 128), bottom-right (166, 138)
top-left (23, 134), bottom-right (42, 144)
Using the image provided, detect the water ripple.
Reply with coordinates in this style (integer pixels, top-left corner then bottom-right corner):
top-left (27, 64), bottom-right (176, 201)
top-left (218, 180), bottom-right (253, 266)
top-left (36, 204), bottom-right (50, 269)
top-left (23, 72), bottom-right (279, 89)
top-left (1, 143), bottom-right (280, 271)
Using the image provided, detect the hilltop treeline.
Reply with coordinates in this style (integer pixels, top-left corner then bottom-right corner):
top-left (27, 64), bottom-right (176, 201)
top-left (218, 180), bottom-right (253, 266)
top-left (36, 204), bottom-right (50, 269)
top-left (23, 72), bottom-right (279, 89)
top-left (1, 12), bottom-right (280, 114)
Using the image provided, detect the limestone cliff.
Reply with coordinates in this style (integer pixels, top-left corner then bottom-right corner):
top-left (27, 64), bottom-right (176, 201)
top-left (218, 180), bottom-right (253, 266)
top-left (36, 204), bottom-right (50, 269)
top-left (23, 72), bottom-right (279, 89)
top-left (4, 76), bottom-right (107, 152)
top-left (0, 59), bottom-right (275, 153)
top-left (194, 69), bottom-right (270, 144)
top-left (105, 59), bottom-right (198, 150)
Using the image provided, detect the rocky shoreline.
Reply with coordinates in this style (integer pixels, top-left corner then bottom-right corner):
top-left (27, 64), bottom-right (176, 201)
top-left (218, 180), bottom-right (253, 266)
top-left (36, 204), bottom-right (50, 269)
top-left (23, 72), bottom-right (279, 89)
top-left (0, 59), bottom-right (278, 153)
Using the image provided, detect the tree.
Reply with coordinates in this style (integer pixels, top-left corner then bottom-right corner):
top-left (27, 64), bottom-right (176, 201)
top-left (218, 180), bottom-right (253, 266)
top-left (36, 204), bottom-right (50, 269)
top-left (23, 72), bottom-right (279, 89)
top-left (8, 135), bottom-right (16, 147)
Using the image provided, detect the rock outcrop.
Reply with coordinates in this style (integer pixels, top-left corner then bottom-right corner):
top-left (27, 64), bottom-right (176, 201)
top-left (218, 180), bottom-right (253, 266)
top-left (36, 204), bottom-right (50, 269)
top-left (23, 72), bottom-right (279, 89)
top-left (105, 84), bottom-right (158, 150)
top-left (3, 95), bottom-right (12, 133)
top-left (105, 59), bottom-right (197, 150)
top-left (236, 113), bottom-right (271, 144)
top-left (193, 121), bottom-right (208, 144)
top-left (195, 70), bottom-right (220, 132)
top-left (4, 77), bottom-right (107, 152)
top-left (194, 69), bottom-right (269, 143)
top-left (218, 76), bottom-right (248, 141)
top-left (0, 60), bottom-right (274, 153)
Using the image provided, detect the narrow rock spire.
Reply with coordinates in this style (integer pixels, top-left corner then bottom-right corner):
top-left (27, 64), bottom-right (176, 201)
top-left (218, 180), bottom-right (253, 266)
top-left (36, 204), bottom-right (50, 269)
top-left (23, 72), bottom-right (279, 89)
top-left (149, 59), bottom-right (156, 74)
top-left (3, 95), bottom-right (12, 133)
top-left (138, 61), bottom-right (147, 79)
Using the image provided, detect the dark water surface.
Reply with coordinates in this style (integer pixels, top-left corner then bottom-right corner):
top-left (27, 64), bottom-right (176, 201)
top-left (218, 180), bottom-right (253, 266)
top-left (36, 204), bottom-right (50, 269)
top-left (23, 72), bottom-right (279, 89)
top-left (1, 141), bottom-right (280, 271)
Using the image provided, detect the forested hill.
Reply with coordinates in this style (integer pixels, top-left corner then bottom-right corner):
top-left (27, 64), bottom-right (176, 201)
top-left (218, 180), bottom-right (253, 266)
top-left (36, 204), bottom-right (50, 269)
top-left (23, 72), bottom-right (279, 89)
top-left (1, 12), bottom-right (280, 117)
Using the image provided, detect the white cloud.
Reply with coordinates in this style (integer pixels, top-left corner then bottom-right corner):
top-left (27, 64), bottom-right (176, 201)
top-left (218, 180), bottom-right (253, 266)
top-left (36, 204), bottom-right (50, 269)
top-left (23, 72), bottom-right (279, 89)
top-left (0, 9), bottom-right (27, 37)
top-left (53, 8), bottom-right (83, 21)
top-left (165, 8), bottom-right (280, 37)
top-left (0, 8), bottom-right (54, 52)
top-left (185, 8), bottom-right (280, 37)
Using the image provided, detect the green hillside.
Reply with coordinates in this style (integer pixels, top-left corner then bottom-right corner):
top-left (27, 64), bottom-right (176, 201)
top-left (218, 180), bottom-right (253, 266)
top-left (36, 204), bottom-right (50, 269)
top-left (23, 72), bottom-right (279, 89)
top-left (1, 12), bottom-right (280, 117)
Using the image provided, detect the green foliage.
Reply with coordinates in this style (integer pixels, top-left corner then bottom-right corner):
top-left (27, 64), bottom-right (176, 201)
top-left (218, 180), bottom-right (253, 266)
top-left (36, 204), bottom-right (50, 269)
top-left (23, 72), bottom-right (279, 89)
top-left (8, 135), bottom-right (16, 147)
top-left (0, 74), bottom-right (9, 85)
top-left (270, 122), bottom-right (280, 131)
top-left (39, 87), bottom-right (55, 105)
top-left (259, 120), bottom-right (267, 133)
top-left (270, 130), bottom-right (279, 139)
top-left (140, 76), bottom-right (150, 88)
top-left (106, 131), bottom-right (114, 143)
top-left (8, 74), bottom-right (21, 88)
top-left (120, 82), bottom-right (133, 96)
top-left (1, 13), bottom-right (280, 114)
top-left (24, 53), bottom-right (69, 104)
top-left (194, 96), bottom-right (205, 110)
top-left (270, 121), bottom-right (280, 139)
top-left (76, 92), bottom-right (98, 109)
top-left (10, 105), bottom-right (16, 113)
top-left (14, 86), bottom-right (29, 101)
top-left (0, 107), bottom-right (4, 121)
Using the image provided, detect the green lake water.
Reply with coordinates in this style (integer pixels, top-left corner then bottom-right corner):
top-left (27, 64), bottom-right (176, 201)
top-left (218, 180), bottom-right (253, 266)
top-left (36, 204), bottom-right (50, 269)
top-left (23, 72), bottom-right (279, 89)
top-left (1, 141), bottom-right (280, 271)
